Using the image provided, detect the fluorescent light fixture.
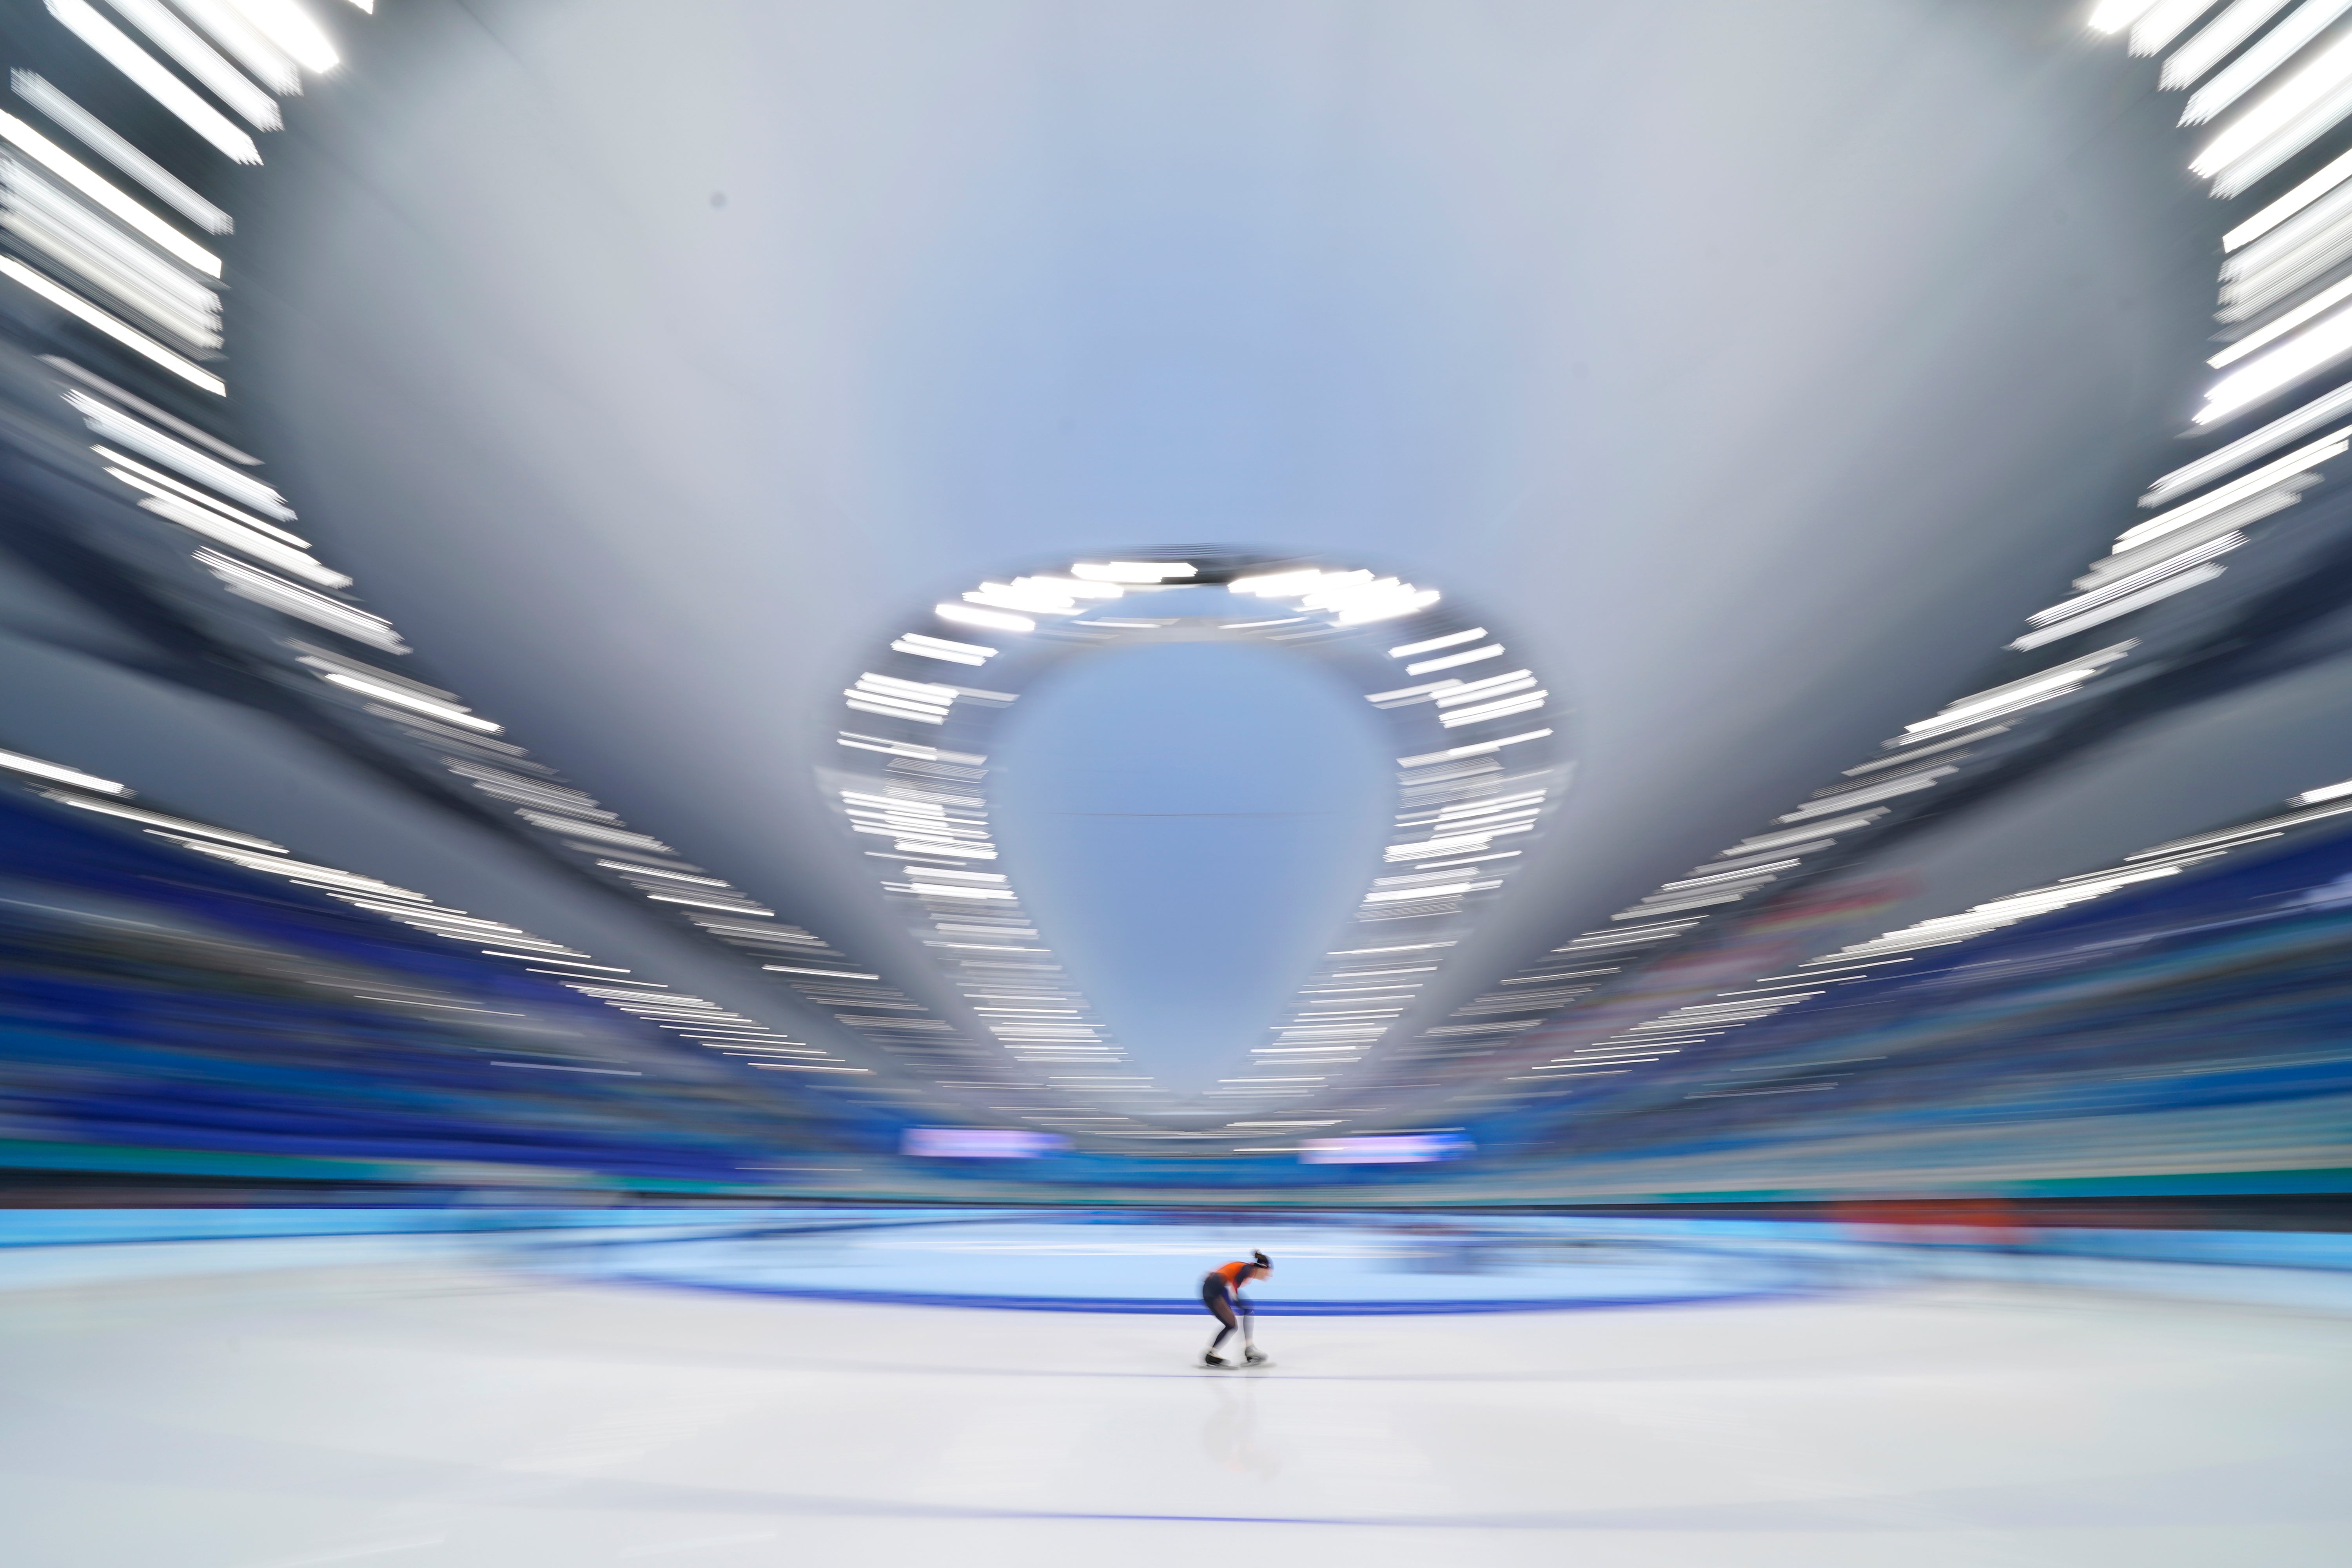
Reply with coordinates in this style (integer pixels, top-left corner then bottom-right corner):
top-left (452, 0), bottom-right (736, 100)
top-left (93, 446), bottom-right (299, 543)
top-left (2144, 385), bottom-right (2352, 507)
top-left (1397, 728), bottom-right (1552, 768)
top-left (0, 747), bottom-right (127, 794)
top-left (2012, 558), bottom-right (2233, 651)
top-left (1428, 670), bottom-right (1534, 706)
top-left (175, 842), bottom-right (421, 899)
top-left (1659, 858), bottom-right (1799, 893)
top-left (317, 670), bottom-right (499, 731)
top-left (846, 699), bottom-right (942, 724)
top-left (2293, 777), bottom-right (2352, 804)
top-left (1439, 693), bottom-right (1545, 728)
top-left (1894, 643), bottom-right (2134, 742)
top-left (1070, 561), bottom-right (1194, 582)
top-left (72, 401), bottom-right (285, 525)
top-left (45, 362), bottom-right (249, 469)
top-left (169, 0), bottom-right (301, 93)
top-left (11, 74), bottom-right (232, 236)
top-left (2165, 0), bottom-right (2294, 93)
top-left (103, 0), bottom-right (280, 129)
top-left (1388, 627), bottom-right (1487, 659)
top-left (1914, 662), bottom-right (2105, 727)
top-left (1334, 586), bottom-right (1441, 624)
top-left (1230, 568), bottom-right (1327, 595)
top-left (2223, 143), bottom-right (2352, 252)
top-left (960, 576), bottom-right (1110, 616)
top-left (37, 791), bottom-right (282, 847)
top-left (2198, 304), bottom-right (2352, 420)
top-left (0, 109), bottom-right (221, 271)
top-left (2087, 0), bottom-right (2163, 31)
top-left (1405, 643), bottom-right (1504, 676)
top-left (122, 483), bottom-right (343, 585)
top-left (2180, 0), bottom-right (2352, 124)
top-left (2212, 275), bottom-right (2352, 368)
top-left (2220, 195), bottom-right (2352, 325)
top-left (936, 603), bottom-right (1033, 633)
top-left (5, 174), bottom-right (223, 345)
top-left (893, 632), bottom-right (996, 664)
top-left (1363, 879), bottom-right (1496, 903)
top-left (1777, 766), bottom-right (1954, 822)
top-left (2124, 433), bottom-right (2348, 552)
top-left (857, 671), bottom-right (956, 701)
top-left (0, 258), bottom-right (222, 392)
top-left (1531, 1057), bottom-right (1662, 1070)
top-left (2130, 0), bottom-right (2226, 54)
top-left (47, 0), bottom-right (261, 163)
top-left (2189, 30), bottom-right (2352, 175)
top-left (227, 0), bottom-right (338, 72)
top-left (594, 860), bottom-right (726, 887)
top-left (1722, 811), bottom-right (1887, 857)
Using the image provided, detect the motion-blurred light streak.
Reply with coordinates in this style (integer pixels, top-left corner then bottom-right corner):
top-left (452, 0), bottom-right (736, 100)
top-left (2223, 142), bottom-right (2352, 253)
top-left (227, 0), bottom-right (340, 75)
top-left (2089, 0), bottom-right (2166, 36)
top-left (2163, 0), bottom-right (2293, 91)
top-left (2010, 563), bottom-right (2230, 650)
top-left (196, 549), bottom-right (406, 649)
top-left (3, 162), bottom-right (221, 343)
top-left (2189, 0), bottom-right (2352, 128)
top-left (169, 0), bottom-right (302, 94)
top-left (0, 256), bottom-right (221, 390)
top-left (102, 0), bottom-right (282, 131)
top-left (0, 748), bottom-right (127, 795)
top-left (97, 445), bottom-right (301, 538)
top-left (1404, 643), bottom-right (1504, 675)
top-left (71, 390), bottom-right (284, 510)
top-left (314, 670), bottom-right (498, 731)
top-left (1893, 643), bottom-right (2136, 743)
top-left (2200, 307), bottom-right (2352, 413)
top-left (2129, 0), bottom-right (2226, 55)
top-left (47, 0), bottom-right (262, 163)
top-left (9, 74), bottom-right (234, 233)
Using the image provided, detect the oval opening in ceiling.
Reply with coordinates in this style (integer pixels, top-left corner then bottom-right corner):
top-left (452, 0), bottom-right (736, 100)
top-left (988, 639), bottom-right (1395, 1098)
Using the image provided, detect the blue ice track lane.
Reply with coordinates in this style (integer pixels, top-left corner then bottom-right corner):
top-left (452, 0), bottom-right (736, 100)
top-left (547, 1214), bottom-right (1820, 1312)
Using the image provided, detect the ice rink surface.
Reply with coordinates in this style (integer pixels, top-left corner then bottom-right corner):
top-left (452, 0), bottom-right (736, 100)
top-left (2, 1236), bottom-right (2349, 1568)
top-left (549, 1214), bottom-right (1808, 1310)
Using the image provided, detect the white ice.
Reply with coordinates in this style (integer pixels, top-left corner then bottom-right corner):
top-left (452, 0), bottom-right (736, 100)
top-left (0, 1249), bottom-right (2347, 1567)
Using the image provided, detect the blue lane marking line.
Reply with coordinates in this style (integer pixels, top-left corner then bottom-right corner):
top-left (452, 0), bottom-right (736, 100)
top-left (592, 1273), bottom-right (1799, 1314)
top-left (554, 1214), bottom-right (1825, 1312)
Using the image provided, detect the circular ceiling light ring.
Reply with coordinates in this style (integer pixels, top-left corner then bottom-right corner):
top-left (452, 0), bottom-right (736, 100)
top-left (816, 548), bottom-right (1571, 1141)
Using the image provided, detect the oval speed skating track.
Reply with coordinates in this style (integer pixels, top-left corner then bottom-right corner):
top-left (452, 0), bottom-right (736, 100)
top-left (1, 1218), bottom-right (2348, 1567)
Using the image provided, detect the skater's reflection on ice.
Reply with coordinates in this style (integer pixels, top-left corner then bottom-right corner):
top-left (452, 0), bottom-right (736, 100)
top-left (1201, 1380), bottom-right (1281, 1481)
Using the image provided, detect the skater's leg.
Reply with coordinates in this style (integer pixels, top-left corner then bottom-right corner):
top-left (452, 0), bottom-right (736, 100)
top-left (1203, 1285), bottom-right (1240, 1361)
